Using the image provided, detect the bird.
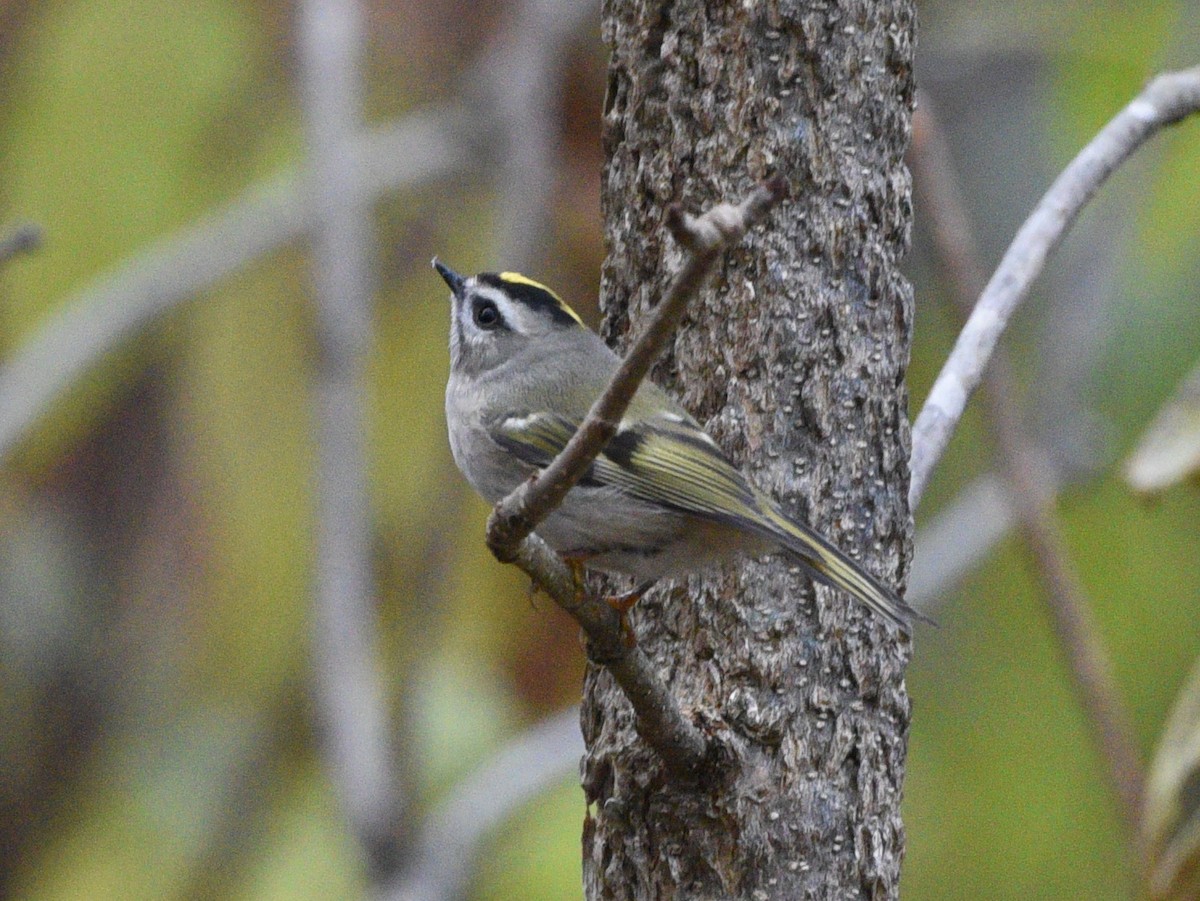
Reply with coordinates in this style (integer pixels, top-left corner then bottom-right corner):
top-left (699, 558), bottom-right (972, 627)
top-left (435, 259), bottom-right (922, 633)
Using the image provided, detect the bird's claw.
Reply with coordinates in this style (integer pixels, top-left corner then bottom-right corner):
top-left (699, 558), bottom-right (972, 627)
top-left (604, 581), bottom-right (653, 647)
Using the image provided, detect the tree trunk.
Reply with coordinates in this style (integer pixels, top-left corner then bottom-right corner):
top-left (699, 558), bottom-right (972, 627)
top-left (583, 1), bottom-right (917, 897)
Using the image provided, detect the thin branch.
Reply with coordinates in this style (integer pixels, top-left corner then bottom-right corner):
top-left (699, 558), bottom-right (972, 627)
top-left (487, 179), bottom-right (787, 554)
top-left (380, 707), bottom-right (583, 901)
top-left (299, 0), bottom-right (402, 875)
top-left (911, 93), bottom-right (1146, 854)
top-left (484, 179), bottom-right (786, 777)
top-left (0, 223), bottom-right (42, 266)
top-left (909, 65), bottom-right (1200, 509)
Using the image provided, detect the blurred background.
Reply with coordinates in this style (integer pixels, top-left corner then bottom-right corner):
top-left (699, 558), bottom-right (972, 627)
top-left (1, 0), bottom-right (1199, 898)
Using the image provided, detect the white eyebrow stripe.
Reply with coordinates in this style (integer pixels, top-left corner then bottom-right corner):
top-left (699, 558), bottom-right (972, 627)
top-left (462, 286), bottom-right (525, 334)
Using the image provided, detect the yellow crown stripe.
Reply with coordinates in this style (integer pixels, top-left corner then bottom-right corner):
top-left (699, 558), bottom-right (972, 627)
top-left (498, 271), bottom-right (584, 326)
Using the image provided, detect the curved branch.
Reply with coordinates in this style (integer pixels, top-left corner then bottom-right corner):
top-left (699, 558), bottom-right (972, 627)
top-left (909, 65), bottom-right (1200, 509)
top-left (487, 179), bottom-right (787, 554)
top-left (485, 179), bottom-right (786, 777)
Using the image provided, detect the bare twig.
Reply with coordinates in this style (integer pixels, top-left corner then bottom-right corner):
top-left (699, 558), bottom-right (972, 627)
top-left (380, 707), bottom-right (583, 901)
top-left (487, 179), bottom-right (787, 554)
top-left (483, 179), bottom-right (786, 776)
top-left (0, 223), bottom-right (42, 266)
top-left (909, 65), bottom-right (1200, 509)
top-left (911, 94), bottom-right (1146, 852)
top-left (299, 0), bottom-right (402, 875)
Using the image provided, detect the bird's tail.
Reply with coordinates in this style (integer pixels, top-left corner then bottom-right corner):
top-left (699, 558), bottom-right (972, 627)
top-left (751, 491), bottom-right (930, 633)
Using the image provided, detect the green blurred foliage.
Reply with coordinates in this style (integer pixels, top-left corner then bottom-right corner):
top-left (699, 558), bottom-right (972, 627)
top-left (228, 758), bottom-right (366, 901)
top-left (1143, 655), bottom-right (1200, 901)
top-left (473, 781), bottom-right (585, 901)
top-left (0, 0), bottom-right (1198, 899)
top-left (0, 0), bottom-right (576, 897)
top-left (904, 3), bottom-right (1200, 900)
top-left (1, 0), bottom-right (261, 468)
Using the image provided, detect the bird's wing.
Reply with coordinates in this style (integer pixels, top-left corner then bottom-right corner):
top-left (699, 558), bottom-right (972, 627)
top-left (490, 411), bottom-right (763, 520)
top-left (491, 411), bottom-right (926, 632)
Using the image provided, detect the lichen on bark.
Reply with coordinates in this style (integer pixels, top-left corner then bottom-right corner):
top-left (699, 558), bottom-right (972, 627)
top-left (583, 0), bottom-right (917, 898)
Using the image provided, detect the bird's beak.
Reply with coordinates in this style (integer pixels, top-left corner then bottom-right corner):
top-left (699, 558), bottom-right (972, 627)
top-left (432, 258), bottom-right (466, 298)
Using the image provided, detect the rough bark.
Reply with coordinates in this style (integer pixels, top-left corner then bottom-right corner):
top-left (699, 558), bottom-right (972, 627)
top-left (583, 1), bottom-right (916, 898)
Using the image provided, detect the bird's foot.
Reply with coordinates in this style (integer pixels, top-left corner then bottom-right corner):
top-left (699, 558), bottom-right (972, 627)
top-left (605, 580), bottom-right (654, 647)
top-left (560, 555), bottom-right (652, 647)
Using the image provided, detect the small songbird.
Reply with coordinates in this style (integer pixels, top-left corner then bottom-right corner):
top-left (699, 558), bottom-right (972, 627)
top-left (435, 259), bottom-right (921, 632)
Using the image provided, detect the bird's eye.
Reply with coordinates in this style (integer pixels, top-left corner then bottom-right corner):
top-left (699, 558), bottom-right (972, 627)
top-left (473, 300), bottom-right (501, 329)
